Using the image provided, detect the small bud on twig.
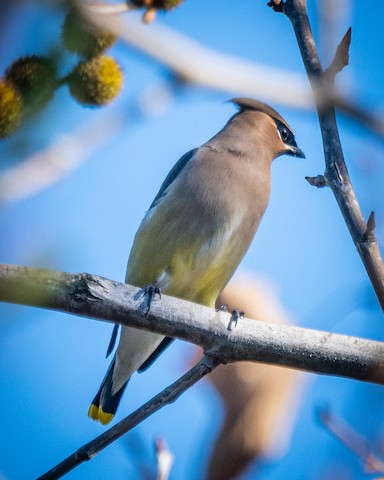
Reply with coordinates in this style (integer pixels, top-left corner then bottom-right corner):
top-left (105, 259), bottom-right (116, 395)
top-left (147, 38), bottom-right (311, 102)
top-left (305, 175), bottom-right (328, 188)
top-left (325, 27), bottom-right (352, 79)
top-left (362, 211), bottom-right (376, 244)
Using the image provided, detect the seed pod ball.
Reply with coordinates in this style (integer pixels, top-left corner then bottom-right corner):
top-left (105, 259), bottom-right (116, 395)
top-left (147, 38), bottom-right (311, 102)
top-left (5, 55), bottom-right (57, 113)
top-left (62, 10), bottom-right (117, 57)
top-left (0, 79), bottom-right (23, 138)
top-left (68, 55), bottom-right (123, 106)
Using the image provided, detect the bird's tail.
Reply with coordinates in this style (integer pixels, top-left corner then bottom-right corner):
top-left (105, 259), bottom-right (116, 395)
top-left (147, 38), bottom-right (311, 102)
top-left (88, 356), bottom-right (129, 425)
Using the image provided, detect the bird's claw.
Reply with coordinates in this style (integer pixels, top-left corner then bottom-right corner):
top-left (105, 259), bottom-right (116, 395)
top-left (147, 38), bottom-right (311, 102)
top-left (136, 284), bottom-right (162, 315)
top-left (216, 304), bottom-right (228, 313)
top-left (228, 309), bottom-right (245, 331)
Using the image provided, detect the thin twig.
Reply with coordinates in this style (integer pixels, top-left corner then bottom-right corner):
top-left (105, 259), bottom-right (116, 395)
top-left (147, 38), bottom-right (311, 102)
top-left (318, 407), bottom-right (384, 474)
top-left (2, 5), bottom-right (383, 207)
top-left (269, 0), bottom-right (384, 313)
top-left (81, 7), bottom-right (312, 109)
top-left (1, 264), bottom-right (384, 384)
top-left (305, 174), bottom-right (327, 188)
top-left (37, 354), bottom-right (221, 479)
top-left (82, 7), bottom-right (384, 137)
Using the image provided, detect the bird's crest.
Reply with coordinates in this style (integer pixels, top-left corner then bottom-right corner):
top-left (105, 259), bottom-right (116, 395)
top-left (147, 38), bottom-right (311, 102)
top-left (230, 97), bottom-right (293, 133)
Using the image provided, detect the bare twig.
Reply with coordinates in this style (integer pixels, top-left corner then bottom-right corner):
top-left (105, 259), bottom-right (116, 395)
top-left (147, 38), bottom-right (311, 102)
top-left (319, 407), bottom-right (384, 474)
top-left (305, 175), bottom-right (328, 188)
top-left (2, 5), bottom-right (383, 207)
top-left (1, 264), bottom-right (384, 384)
top-left (37, 354), bottom-right (220, 479)
top-left (325, 27), bottom-right (351, 78)
top-left (269, 0), bottom-right (384, 313)
top-left (81, 7), bottom-right (312, 108)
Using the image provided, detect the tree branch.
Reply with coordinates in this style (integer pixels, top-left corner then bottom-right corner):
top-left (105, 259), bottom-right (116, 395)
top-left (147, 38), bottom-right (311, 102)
top-left (37, 354), bottom-right (221, 479)
top-left (81, 5), bottom-right (384, 138)
top-left (269, 0), bottom-right (384, 313)
top-left (2, 3), bottom-right (383, 206)
top-left (1, 264), bottom-right (384, 384)
top-left (81, 6), bottom-right (312, 109)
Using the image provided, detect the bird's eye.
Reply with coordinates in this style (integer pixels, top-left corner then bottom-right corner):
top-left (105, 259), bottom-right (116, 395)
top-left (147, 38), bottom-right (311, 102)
top-left (275, 120), bottom-right (294, 146)
top-left (280, 126), bottom-right (289, 142)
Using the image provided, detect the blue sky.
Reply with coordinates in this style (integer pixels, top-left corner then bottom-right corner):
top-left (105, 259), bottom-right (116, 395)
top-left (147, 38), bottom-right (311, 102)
top-left (1, 1), bottom-right (384, 479)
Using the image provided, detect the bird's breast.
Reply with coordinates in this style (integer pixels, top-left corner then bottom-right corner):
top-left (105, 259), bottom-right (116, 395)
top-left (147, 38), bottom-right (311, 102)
top-left (127, 153), bottom-right (271, 307)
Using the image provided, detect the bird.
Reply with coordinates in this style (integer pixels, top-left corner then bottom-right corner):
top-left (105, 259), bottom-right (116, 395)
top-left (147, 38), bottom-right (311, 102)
top-left (88, 97), bottom-right (305, 425)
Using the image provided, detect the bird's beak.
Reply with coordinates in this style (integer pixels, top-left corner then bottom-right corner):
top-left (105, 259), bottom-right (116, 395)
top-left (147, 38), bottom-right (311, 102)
top-left (287, 144), bottom-right (306, 158)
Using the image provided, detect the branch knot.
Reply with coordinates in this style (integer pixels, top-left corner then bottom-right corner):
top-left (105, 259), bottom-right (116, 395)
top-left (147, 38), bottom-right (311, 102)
top-left (305, 175), bottom-right (328, 188)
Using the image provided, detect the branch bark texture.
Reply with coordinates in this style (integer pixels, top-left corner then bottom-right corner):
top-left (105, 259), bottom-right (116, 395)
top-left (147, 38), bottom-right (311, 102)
top-left (1, 264), bottom-right (384, 384)
top-left (272, 0), bottom-right (384, 312)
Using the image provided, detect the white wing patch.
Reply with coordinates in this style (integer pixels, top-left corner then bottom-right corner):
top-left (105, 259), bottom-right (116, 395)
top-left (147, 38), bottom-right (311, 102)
top-left (196, 208), bottom-right (245, 264)
top-left (156, 268), bottom-right (172, 291)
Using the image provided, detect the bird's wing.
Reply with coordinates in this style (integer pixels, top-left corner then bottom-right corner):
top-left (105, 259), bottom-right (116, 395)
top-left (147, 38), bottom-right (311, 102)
top-left (137, 337), bottom-right (175, 373)
top-left (105, 150), bottom-right (197, 365)
top-left (148, 148), bottom-right (198, 211)
top-left (106, 324), bottom-right (120, 358)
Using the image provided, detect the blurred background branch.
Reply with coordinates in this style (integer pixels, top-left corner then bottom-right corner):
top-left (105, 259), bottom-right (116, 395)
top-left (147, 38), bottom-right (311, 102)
top-left (0, 111), bottom-right (124, 204)
top-left (87, 5), bottom-right (384, 135)
top-left (0, 0), bottom-right (383, 207)
top-left (318, 407), bottom-right (384, 475)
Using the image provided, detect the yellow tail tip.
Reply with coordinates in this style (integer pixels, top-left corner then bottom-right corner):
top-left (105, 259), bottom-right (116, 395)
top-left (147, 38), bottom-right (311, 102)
top-left (88, 404), bottom-right (114, 425)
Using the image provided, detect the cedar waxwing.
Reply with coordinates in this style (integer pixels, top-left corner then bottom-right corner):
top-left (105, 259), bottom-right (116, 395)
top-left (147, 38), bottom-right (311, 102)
top-left (89, 98), bottom-right (305, 425)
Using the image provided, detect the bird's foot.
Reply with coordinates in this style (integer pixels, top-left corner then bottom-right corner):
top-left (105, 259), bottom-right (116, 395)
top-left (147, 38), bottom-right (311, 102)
top-left (216, 304), bottom-right (244, 330)
top-left (216, 304), bottom-right (228, 313)
top-left (136, 284), bottom-right (162, 315)
top-left (228, 309), bottom-right (245, 331)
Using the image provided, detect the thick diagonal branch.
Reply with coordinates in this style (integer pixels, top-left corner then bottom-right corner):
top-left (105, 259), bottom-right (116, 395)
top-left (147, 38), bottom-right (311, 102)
top-left (37, 354), bottom-right (221, 479)
top-left (1, 264), bottom-right (384, 384)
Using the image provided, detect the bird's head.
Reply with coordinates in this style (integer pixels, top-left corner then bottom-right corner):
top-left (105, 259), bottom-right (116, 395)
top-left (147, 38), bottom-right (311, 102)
top-left (230, 98), bottom-right (305, 160)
